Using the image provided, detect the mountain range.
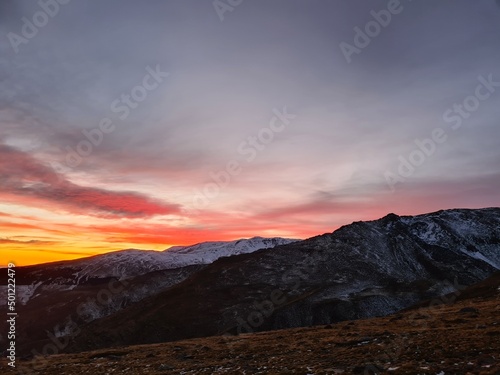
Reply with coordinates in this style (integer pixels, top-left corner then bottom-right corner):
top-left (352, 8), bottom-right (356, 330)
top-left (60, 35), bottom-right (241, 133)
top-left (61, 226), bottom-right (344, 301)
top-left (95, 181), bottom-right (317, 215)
top-left (1, 207), bottom-right (499, 358)
top-left (0, 237), bottom-right (297, 355)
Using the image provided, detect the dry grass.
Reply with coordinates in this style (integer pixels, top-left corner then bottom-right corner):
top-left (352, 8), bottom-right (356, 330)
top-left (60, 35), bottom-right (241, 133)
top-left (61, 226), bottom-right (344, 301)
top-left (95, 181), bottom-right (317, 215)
top-left (3, 286), bottom-right (500, 375)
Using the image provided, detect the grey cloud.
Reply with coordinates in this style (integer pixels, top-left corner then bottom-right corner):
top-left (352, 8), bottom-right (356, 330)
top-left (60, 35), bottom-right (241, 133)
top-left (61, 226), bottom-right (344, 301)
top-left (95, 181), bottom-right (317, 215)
top-left (0, 0), bottom-right (498, 216)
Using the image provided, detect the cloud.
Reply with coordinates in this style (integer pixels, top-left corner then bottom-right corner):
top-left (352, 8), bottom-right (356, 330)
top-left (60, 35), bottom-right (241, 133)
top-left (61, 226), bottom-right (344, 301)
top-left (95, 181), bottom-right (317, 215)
top-left (0, 221), bottom-right (75, 237)
top-left (0, 143), bottom-right (180, 218)
top-left (0, 238), bottom-right (55, 245)
top-left (1, 0), bottom-right (499, 265)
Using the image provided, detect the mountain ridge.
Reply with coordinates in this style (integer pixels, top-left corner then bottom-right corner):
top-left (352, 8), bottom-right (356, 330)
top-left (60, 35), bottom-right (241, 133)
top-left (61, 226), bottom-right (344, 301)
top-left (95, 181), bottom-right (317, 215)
top-left (0, 236), bottom-right (298, 357)
top-left (64, 207), bottom-right (500, 353)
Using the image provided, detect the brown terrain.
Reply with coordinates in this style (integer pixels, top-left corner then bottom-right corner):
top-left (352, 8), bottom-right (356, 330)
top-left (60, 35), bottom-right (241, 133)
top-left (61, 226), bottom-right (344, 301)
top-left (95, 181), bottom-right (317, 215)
top-left (3, 272), bottom-right (500, 375)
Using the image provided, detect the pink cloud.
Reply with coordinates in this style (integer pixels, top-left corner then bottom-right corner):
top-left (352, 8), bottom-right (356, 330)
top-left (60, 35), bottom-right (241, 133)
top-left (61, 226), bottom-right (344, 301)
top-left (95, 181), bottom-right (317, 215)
top-left (0, 144), bottom-right (180, 218)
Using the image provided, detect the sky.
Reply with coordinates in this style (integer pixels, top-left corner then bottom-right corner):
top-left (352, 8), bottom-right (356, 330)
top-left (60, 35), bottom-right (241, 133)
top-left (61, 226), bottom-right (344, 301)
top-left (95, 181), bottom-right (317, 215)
top-left (1, 0), bottom-right (500, 266)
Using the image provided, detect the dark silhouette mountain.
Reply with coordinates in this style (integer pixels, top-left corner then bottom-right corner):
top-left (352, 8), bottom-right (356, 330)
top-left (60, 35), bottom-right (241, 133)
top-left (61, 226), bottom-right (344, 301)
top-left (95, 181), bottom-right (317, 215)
top-left (64, 207), bottom-right (500, 353)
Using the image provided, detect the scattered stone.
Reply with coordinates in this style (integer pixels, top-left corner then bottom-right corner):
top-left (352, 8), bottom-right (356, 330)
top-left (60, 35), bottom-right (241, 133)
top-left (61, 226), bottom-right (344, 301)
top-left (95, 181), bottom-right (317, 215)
top-left (158, 363), bottom-right (174, 370)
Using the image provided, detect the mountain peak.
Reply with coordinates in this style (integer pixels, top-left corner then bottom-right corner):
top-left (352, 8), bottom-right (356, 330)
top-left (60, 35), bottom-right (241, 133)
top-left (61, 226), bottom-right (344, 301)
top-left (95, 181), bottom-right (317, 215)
top-left (382, 212), bottom-right (400, 222)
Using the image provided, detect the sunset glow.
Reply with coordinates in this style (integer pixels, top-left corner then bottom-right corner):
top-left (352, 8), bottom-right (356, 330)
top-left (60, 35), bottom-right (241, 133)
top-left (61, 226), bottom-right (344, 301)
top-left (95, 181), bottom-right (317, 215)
top-left (1, 1), bottom-right (499, 266)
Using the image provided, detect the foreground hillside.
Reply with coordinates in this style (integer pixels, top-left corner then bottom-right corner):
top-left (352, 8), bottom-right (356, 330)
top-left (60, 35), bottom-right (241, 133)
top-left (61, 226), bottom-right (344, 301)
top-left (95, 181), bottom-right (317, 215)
top-left (6, 272), bottom-right (500, 375)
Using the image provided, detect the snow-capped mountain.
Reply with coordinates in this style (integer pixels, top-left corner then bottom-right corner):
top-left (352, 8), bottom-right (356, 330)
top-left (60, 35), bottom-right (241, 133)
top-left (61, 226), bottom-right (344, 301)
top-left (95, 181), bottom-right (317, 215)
top-left (66, 208), bottom-right (500, 352)
top-left (0, 237), bottom-right (298, 355)
top-left (75, 236), bottom-right (298, 280)
top-left (5, 208), bottom-right (500, 356)
top-left (6, 236), bottom-right (299, 291)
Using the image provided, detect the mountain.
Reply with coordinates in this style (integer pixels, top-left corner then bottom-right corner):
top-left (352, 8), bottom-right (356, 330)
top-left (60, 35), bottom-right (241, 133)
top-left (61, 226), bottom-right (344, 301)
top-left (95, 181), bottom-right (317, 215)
top-left (0, 237), bottom-right (297, 356)
top-left (13, 271), bottom-right (500, 374)
top-left (65, 208), bottom-right (500, 353)
top-left (4, 236), bottom-right (299, 287)
top-left (0, 236), bottom-right (298, 303)
top-left (69, 236), bottom-right (298, 281)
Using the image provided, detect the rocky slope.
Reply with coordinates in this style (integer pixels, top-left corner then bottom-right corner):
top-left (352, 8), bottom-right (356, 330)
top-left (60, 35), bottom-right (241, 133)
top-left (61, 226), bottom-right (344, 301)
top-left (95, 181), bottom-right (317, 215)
top-left (66, 208), bottom-right (500, 353)
top-left (7, 271), bottom-right (500, 375)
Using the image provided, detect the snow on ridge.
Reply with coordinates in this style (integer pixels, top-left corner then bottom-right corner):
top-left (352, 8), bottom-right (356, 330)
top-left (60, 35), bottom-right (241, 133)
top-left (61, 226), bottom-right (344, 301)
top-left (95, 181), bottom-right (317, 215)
top-left (399, 209), bottom-right (500, 270)
top-left (48, 237), bottom-right (299, 281)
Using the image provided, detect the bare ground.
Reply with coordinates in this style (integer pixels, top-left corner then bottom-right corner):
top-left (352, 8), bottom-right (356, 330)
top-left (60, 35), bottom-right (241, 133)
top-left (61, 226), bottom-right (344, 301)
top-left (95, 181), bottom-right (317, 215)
top-left (2, 288), bottom-right (499, 375)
